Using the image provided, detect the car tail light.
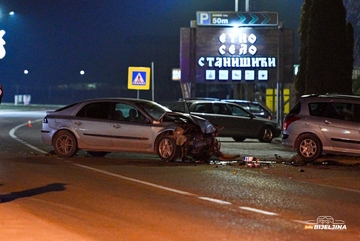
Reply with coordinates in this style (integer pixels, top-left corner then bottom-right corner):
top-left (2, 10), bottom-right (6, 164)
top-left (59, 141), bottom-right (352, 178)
top-left (43, 117), bottom-right (48, 123)
top-left (283, 115), bottom-right (301, 130)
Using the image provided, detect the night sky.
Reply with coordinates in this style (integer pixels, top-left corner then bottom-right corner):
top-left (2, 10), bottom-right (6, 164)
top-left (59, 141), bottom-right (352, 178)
top-left (0, 0), bottom-right (302, 104)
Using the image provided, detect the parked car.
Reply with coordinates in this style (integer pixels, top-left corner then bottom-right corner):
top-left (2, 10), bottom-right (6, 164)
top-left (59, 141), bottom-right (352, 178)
top-left (222, 99), bottom-right (273, 120)
top-left (282, 94), bottom-right (360, 161)
top-left (179, 98), bottom-right (273, 119)
top-left (41, 98), bottom-right (222, 162)
top-left (166, 100), bottom-right (281, 142)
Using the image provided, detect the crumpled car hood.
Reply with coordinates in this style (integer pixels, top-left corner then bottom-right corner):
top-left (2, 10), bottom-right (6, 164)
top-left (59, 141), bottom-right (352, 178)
top-left (160, 112), bottom-right (217, 134)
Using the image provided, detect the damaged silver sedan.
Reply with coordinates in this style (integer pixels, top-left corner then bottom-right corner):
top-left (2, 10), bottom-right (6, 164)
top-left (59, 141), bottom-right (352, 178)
top-left (41, 98), bottom-right (225, 162)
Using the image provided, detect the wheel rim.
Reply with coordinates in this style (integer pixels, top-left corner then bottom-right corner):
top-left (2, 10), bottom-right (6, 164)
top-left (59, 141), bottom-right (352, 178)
top-left (299, 139), bottom-right (317, 157)
top-left (262, 128), bottom-right (273, 141)
top-left (56, 135), bottom-right (74, 155)
top-left (158, 138), bottom-right (174, 158)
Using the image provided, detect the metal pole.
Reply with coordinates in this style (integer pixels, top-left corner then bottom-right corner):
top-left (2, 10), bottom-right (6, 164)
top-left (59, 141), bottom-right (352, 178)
top-left (245, 0), bottom-right (249, 11)
top-left (235, 0), bottom-right (238, 11)
top-left (151, 62), bottom-right (154, 101)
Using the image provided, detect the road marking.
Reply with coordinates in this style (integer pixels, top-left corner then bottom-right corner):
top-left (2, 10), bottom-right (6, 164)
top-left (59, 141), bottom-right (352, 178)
top-left (9, 119), bottom-right (47, 154)
top-left (72, 163), bottom-right (197, 197)
top-left (239, 206), bottom-right (278, 216)
top-left (198, 197), bottom-right (232, 205)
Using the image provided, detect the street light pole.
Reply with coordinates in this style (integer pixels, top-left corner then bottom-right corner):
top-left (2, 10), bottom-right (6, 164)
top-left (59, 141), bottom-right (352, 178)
top-left (236, 0), bottom-right (250, 11)
top-left (245, 0), bottom-right (249, 11)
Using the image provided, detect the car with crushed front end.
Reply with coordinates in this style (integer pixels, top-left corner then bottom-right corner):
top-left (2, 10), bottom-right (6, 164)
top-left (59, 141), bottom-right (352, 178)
top-left (166, 100), bottom-right (281, 142)
top-left (41, 98), bottom-right (223, 162)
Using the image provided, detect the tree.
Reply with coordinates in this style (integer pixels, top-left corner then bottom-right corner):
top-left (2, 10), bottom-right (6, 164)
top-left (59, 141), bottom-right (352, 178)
top-left (295, 0), bottom-right (312, 100)
top-left (296, 0), bottom-right (354, 96)
top-left (343, 0), bottom-right (360, 67)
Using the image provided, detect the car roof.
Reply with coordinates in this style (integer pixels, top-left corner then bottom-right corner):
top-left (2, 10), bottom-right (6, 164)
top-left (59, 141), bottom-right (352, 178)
top-left (53, 98), bottom-right (169, 113)
top-left (222, 99), bottom-right (257, 104)
top-left (178, 97), bottom-right (220, 101)
top-left (300, 94), bottom-right (360, 102)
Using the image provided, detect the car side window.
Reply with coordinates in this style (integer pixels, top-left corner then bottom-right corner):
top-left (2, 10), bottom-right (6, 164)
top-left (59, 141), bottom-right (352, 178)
top-left (309, 103), bottom-right (327, 117)
top-left (114, 103), bottom-right (147, 123)
top-left (229, 105), bottom-right (251, 117)
top-left (76, 102), bottom-right (110, 120)
top-left (193, 103), bottom-right (212, 113)
top-left (213, 103), bottom-right (228, 114)
top-left (353, 104), bottom-right (360, 122)
top-left (167, 102), bottom-right (186, 112)
top-left (249, 103), bottom-right (262, 113)
top-left (310, 102), bottom-right (356, 121)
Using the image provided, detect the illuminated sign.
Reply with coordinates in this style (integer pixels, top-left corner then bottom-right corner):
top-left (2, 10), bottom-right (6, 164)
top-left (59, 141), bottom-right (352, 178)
top-left (194, 28), bottom-right (279, 83)
top-left (127, 66), bottom-right (150, 90)
top-left (0, 30), bottom-right (6, 59)
top-left (180, 26), bottom-right (293, 84)
top-left (197, 12), bottom-right (278, 27)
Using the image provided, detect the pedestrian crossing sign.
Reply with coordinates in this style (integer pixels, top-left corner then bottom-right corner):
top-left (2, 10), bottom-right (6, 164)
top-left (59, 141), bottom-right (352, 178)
top-left (128, 66), bottom-right (151, 90)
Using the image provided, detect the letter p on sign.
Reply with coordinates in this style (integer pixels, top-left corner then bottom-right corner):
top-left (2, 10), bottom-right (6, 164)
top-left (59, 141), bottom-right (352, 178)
top-left (197, 12), bottom-right (210, 25)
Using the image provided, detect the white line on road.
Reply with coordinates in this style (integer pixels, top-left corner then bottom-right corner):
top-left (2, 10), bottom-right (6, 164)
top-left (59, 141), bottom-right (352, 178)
top-left (72, 163), bottom-right (197, 197)
top-left (239, 206), bottom-right (278, 216)
top-left (9, 119), bottom-right (48, 154)
top-left (198, 197), bottom-right (232, 205)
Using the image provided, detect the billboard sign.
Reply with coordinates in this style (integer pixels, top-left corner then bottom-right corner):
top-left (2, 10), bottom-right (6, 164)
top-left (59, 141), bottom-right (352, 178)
top-left (194, 28), bottom-right (280, 83)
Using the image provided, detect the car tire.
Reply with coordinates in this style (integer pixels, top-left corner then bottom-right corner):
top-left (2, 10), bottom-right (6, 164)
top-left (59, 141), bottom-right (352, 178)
top-left (233, 136), bottom-right (246, 142)
top-left (156, 136), bottom-right (179, 162)
top-left (296, 134), bottom-right (322, 162)
top-left (87, 151), bottom-right (109, 157)
top-left (53, 130), bottom-right (78, 158)
top-left (258, 126), bottom-right (274, 143)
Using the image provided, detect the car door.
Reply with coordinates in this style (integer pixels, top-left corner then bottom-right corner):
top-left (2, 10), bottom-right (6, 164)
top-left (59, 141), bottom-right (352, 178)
top-left (72, 102), bottom-right (113, 147)
top-left (208, 103), bottom-right (245, 136)
top-left (111, 103), bottom-right (154, 151)
top-left (226, 103), bottom-right (259, 137)
top-left (314, 102), bottom-right (360, 151)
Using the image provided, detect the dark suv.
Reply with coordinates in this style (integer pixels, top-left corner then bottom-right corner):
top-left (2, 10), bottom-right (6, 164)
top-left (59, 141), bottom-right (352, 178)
top-left (167, 100), bottom-right (280, 142)
top-left (282, 94), bottom-right (360, 161)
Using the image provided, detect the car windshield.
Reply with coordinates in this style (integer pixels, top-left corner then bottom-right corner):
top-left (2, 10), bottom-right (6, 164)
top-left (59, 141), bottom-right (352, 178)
top-left (137, 102), bottom-right (171, 120)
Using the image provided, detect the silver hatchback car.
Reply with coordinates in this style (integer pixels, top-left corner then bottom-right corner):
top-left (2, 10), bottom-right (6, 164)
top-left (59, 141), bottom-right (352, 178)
top-left (41, 98), bottom-right (220, 162)
top-left (282, 94), bottom-right (360, 161)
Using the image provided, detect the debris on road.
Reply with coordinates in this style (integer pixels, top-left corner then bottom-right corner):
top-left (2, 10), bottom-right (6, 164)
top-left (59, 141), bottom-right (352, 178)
top-left (243, 156), bottom-right (276, 168)
top-left (209, 160), bottom-right (239, 166)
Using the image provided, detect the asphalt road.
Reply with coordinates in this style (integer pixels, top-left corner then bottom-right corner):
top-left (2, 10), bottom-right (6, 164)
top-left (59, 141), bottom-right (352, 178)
top-left (1, 107), bottom-right (360, 240)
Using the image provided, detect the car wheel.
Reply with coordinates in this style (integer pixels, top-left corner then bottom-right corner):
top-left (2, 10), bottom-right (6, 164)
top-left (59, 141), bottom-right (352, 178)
top-left (87, 151), bottom-right (109, 157)
top-left (296, 134), bottom-right (322, 162)
top-left (53, 130), bottom-right (78, 158)
top-left (233, 136), bottom-right (246, 142)
top-left (258, 126), bottom-right (274, 142)
top-left (156, 136), bottom-right (179, 162)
